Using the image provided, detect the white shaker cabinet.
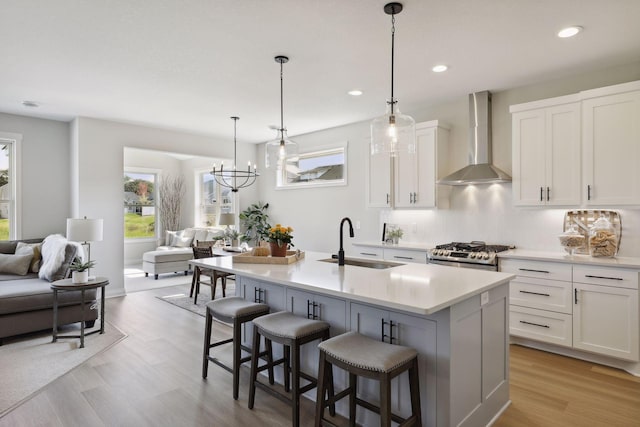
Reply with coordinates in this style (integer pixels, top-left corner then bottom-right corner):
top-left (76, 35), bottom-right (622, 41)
top-left (501, 258), bottom-right (640, 363)
top-left (394, 121), bottom-right (449, 208)
top-left (367, 120), bottom-right (448, 209)
top-left (367, 151), bottom-right (392, 207)
top-left (510, 97), bottom-right (581, 206)
top-left (572, 265), bottom-right (639, 361)
top-left (582, 86), bottom-right (640, 205)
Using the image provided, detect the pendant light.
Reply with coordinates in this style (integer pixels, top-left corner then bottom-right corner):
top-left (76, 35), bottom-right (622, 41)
top-left (265, 55), bottom-right (299, 169)
top-left (370, 2), bottom-right (415, 157)
top-left (211, 116), bottom-right (259, 192)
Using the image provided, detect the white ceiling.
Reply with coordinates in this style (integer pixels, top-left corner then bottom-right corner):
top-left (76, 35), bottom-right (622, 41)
top-left (1, 0), bottom-right (639, 144)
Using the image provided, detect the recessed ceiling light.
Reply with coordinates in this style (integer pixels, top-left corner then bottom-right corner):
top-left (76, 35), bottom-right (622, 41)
top-left (432, 65), bottom-right (448, 73)
top-left (22, 100), bottom-right (39, 108)
top-left (557, 26), bottom-right (583, 38)
top-left (348, 90), bottom-right (363, 96)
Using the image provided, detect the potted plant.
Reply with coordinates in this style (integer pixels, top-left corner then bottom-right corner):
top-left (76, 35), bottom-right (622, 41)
top-left (239, 202), bottom-right (271, 246)
top-left (267, 224), bottom-right (294, 257)
top-left (70, 258), bottom-right (96, 284)
top-left (385, 227), bottom-right (404, 244)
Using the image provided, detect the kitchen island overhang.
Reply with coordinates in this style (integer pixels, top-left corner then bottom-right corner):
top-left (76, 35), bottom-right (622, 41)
top-left (191, 251), bottom-right (515, 427)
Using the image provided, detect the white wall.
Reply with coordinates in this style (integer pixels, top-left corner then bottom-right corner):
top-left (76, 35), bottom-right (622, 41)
top-left (256, 62), bottom-right (640, 257)
top-left (73, 117), bottom-right (259, 297)
top-left (0, 112), bottom-right (71, 238)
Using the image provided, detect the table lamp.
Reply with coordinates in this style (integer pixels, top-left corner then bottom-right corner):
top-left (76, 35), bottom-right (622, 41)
top-left (219, 213), bottom-right (235, 246)
top-left (66, 216), bottom-right (104, 279)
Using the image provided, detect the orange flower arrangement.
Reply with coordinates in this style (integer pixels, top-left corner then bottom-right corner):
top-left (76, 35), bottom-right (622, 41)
top-left (267, 224), bottom-right (294, 247)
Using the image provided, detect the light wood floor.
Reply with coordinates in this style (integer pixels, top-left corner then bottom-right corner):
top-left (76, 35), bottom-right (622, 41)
top-left (2, 285), bottom-right (639, 427)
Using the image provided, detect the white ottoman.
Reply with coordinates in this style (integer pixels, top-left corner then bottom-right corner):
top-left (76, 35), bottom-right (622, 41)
top-left (142, 249), bottom-right (193, 279)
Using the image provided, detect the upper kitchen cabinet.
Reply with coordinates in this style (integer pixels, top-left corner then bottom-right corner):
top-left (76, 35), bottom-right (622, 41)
top-left (582, 82), bottom-right (640, 206)
top-left (367, 120), bottom-right (449, 209)
top-left (511, 96), bottom-right (582, 206)
top-left (367, 150), bottom-right (392, 207)
top-left (511, 80), bottom-right (640, 207)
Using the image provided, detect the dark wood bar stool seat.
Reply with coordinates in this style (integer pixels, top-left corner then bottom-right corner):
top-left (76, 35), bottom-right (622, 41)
top-left (315, 331), bottom-right (422, 427)
top-left (203, 297), bottom-right (271, 400)
top-left (248, 311), bottom-right (334, 427)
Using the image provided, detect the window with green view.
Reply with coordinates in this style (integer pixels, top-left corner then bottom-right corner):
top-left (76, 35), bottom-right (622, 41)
top-left (124, 172), bottom-right (156, 239)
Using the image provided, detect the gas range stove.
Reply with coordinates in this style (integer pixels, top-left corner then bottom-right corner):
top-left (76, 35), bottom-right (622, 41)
top-left (427, 241), bottom-right (512, 270)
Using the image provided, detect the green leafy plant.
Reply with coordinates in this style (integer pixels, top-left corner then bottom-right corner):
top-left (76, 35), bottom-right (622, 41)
top-left (239, 202), bottom-right (271, 245)
top-left (70, 259), bottom-right (96, 272)
top-left (386, 227), bottom-right (404, 239)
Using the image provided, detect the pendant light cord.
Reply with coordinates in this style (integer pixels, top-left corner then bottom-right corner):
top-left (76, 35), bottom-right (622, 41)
top-left (390, 12), bottom-right (395, 112)
top-left (280, 60), bottom-right (285, 140)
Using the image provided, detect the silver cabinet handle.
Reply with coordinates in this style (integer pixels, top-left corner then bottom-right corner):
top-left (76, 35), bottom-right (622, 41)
top-left (360, 252), bottom-right (378, 256)
top-left (547, 187), bottom-right (550, 201)
top-left (540, 187), bottom-right (543, 202)
top-left (394, 256), bottom-right (414, 260)
top-left (587, 185), bottom-right (591, 200)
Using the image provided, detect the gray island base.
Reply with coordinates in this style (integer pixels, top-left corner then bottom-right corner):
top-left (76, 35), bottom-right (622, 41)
top-left (191, 251), bottom-right (515, 426)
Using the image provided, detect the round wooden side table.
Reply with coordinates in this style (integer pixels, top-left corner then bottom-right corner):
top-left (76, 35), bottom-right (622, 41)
top-left (51, 276), bottom-right (109, 348)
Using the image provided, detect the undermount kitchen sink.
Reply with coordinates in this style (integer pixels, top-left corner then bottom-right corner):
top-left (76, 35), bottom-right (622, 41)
top-left (319, 257), bottom-right (404, 269)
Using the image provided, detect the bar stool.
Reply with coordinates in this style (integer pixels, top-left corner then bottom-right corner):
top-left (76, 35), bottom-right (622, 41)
top-left (248, 311), bottom-right (334, 427)
top-left (315, 331), bottom-right (422, 427)
top-left (203, 297), bottom-right (271, 400)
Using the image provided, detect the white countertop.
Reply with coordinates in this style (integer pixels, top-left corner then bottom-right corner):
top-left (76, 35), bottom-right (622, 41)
top-left (499, 249), bottom-right (640, 269)
top-left (190, 251), bottom-right (514, 315)
top-left (353, 241), bottom-right (434, 251)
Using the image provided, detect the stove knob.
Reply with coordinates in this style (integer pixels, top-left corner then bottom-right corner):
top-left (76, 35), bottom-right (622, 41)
top-left (433, 249), bottom-right (440, 256)
top-left (482, 252), bottom-right (490, 260)
top-left (443, 250), bottom-right (450, 256)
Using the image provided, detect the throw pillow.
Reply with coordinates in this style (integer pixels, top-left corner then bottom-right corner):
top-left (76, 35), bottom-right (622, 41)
top-left (165, 230), bottom-right (179, 246)
top-left (39, 234), bottom-right (80, 282)
top-left (16, 241), bottom-right (43, 273)
top-left (173, 235), bottom-right (193, 247)
top-left (0, 246), bottom-right (34, 275)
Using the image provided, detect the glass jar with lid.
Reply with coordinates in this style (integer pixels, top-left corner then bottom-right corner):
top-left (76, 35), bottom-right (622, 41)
top-left (589, 214), bottom-right (618, 257)
top-left (558, 224), bottom-right (585, 255)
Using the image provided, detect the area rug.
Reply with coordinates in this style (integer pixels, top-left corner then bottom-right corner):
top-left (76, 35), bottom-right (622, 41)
top-left (0, 322), bottom-right (126, 417)
top-left (157, 281), bottom-right (236, 318)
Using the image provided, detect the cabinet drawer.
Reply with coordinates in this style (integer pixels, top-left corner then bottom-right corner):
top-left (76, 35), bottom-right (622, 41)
top-left (352, 246), bottom-right (384, 259)
top-left (500, 259), bottom-right (571, 282)
top-left (510, 306), bottom-right (572, 347)
top-left (510, 277), bottom-right (572, 314)
top-left (573, 265), bottom-right (639, 290)
top-left (383, 248), bottom-right (427, 264)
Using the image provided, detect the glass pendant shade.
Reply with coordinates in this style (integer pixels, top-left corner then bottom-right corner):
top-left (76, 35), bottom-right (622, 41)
top-left (371, 2), bottom-right (415, 158)
top-left (265, 55), bottom-right (299, 170)
top-left (371, 102), bottom-right (415, 156)
top-left (265, 128), bottom-right (299, 169)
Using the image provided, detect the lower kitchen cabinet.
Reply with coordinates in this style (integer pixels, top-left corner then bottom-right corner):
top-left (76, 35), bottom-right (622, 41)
top-left (287, 288), bottom-right (348, 401)
top-left (350, 302), bottom-right (437, 427)
top-left (500, 258), bottom-right (640, 363)
top-left (383, 247), bottom-right (428, 264)
top-left (573, 269), bottom-right (639, 361)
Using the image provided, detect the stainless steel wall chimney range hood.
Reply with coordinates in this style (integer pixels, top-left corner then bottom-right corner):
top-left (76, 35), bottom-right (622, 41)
top-left (438, 91), bottom-right (511, 185)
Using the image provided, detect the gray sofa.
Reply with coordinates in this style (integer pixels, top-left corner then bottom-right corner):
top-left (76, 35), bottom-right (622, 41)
top-left (0, 237), bottom-right (98, 343)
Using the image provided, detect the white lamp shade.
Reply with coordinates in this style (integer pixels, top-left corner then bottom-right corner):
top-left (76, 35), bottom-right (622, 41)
top-left (66, 218), bottom-right (104, 242)
top-left (218, 213), bottom-right (235, 226)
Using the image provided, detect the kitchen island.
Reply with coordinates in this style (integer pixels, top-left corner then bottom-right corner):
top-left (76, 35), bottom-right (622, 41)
top-left (191, 251), bottom-right (515, 427)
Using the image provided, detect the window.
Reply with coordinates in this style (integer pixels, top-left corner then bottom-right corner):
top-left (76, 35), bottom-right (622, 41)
top-left (276, 143), bottom-right (347, 189)
top-left (197, 171), bottom-right (234, 227)
top-left (0, 133), bottom-right (19, 240)
top-left (124, 171), bottom-right (157, 239)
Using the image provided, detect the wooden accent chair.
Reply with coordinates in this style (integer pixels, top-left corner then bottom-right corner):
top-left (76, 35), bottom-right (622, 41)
top-left (190, 244), bottom-right (234, 304)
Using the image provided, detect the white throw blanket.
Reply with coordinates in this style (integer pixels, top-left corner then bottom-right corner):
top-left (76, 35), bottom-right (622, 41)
top-left (38, 234), bottom-right (86, 280)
